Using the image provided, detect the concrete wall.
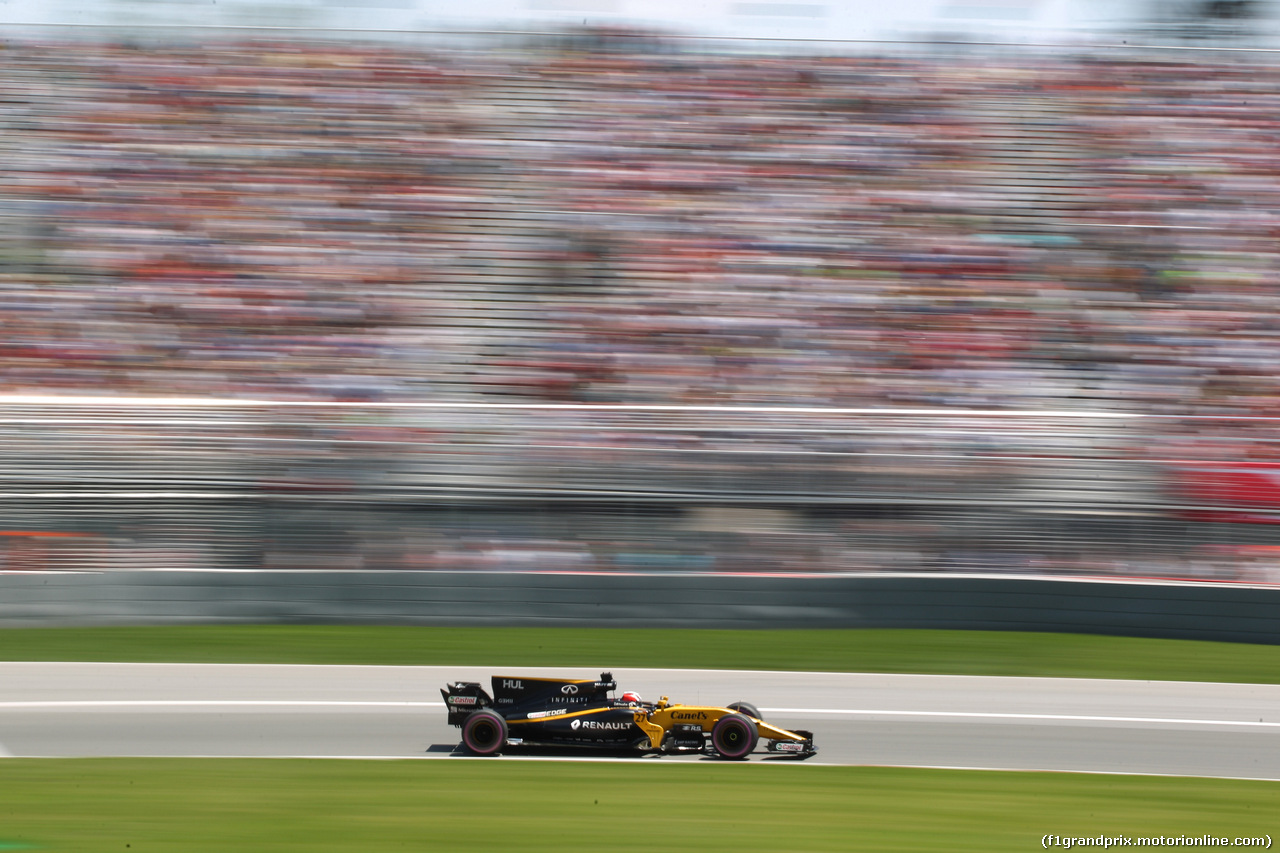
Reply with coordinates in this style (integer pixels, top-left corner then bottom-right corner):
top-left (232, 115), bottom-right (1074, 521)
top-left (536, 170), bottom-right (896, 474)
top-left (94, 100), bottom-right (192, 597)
top-left (2, 571), bottom-right (1277, 643)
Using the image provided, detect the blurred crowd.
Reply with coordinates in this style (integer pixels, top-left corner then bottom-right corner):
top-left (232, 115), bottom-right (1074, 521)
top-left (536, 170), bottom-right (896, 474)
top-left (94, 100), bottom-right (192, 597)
top-left (2, 35), bottom-right (1280, 423)
top-left (4, 33), bottom-right (1280, 579)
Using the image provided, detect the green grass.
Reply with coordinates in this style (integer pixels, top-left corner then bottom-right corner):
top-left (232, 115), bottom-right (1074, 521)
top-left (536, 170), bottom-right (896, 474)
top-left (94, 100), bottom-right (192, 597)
top-left (2, 625), bottom-right (1280, 683)
top-left (0, 760), bottom-right (1273, 853)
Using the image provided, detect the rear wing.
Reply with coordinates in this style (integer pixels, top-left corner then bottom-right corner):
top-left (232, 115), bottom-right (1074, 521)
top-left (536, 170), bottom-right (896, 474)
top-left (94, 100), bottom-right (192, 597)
top-left (441, 681), bottom-right (493, 726)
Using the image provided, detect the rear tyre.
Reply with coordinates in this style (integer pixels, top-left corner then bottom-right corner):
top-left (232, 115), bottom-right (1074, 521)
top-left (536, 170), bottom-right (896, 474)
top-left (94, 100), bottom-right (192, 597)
top-left (711, 713), bottom-right (758, 760)
top-left (727, 701), bottom-right (762, 720)
top-left (461, 709), bottom-right (507, 756)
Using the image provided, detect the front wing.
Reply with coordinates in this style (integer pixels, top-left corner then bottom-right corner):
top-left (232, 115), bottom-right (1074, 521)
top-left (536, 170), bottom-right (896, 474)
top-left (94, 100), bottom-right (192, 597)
top-left (648, 705), bottom-right (817, 758)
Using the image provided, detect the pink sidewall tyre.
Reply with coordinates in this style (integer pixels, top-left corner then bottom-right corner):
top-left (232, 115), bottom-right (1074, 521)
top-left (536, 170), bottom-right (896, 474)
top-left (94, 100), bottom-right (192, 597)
top-left (461, 710), bottom-right (507, 756)
top-left (711, 713), bottom-right (758, 760)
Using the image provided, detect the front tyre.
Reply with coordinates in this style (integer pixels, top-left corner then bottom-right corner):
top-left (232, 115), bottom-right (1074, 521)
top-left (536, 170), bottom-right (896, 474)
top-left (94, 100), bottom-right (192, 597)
top-left (461, 710), bottom-right (508, 756)
top-left (711, 713), bottom-right (758, 760)
top-left (727, 701), bottom-right (762, 720)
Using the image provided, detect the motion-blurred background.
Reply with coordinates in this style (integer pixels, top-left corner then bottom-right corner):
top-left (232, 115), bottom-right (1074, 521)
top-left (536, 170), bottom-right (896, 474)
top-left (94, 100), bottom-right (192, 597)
top-left (3, 0), bottom-right (1280, 587)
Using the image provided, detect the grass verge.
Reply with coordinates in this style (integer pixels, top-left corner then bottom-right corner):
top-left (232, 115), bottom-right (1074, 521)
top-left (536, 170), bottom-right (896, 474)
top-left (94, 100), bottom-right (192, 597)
top-left (2, 626), bottom-right (1280, 682)
top-left (0, 622), bottom-right (1274, 681)
top-left (0, 760), bottom-right (1274, 853)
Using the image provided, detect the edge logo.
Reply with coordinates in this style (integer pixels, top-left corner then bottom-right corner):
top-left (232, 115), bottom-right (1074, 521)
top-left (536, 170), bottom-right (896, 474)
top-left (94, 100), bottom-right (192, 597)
top-left (527, 709), bottom-right (566, 719)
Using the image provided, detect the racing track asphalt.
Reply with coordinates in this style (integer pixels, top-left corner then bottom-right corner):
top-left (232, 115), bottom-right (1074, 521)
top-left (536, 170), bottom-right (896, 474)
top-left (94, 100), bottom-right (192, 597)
top-left (1, 664), bottom-right (1278, 779)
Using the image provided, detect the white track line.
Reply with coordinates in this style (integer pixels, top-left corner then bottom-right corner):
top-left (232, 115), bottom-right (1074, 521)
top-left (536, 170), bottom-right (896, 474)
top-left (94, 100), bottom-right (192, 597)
top-left (0, 701), bottom-right (439, 709)
top-left (761, 708), bottom-right (1280, 728)
top-left (0, 701), bottom-right (1275, 729)
top-left (8, 752), bottom-right (1275, 781)
top-left (857, 763), bottom-right (1280, 783)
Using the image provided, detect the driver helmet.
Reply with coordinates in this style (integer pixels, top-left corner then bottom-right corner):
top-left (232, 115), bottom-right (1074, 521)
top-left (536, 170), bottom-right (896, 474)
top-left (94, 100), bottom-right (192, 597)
top-left (621, 691), bottom-right (642, 705)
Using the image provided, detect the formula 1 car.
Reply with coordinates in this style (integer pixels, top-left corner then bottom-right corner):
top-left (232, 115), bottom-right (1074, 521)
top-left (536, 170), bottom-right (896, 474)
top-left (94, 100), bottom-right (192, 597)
top-left (442, 672), bottom-right (816, 759)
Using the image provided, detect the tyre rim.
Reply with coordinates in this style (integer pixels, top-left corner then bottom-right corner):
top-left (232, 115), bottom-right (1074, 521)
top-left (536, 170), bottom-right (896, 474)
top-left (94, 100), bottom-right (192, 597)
top-left (473, 717), bottom-right (496, 742)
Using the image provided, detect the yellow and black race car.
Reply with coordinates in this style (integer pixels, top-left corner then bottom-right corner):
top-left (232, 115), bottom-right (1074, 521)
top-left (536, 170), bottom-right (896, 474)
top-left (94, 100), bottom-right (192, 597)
top-left (443, 671), bottom-right (816, 759)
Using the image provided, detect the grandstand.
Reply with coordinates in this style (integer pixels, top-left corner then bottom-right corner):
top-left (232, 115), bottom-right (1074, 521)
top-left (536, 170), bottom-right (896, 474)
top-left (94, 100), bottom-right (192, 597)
top-left (2, 29), bottom-right (1280, 581)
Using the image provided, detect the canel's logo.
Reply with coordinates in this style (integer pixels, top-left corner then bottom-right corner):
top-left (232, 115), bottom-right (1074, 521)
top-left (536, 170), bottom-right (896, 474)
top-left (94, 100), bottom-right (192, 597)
top-left (561, 684), bottom-right (579, 694)
top-left (570, 719), bottom-right (581, 730)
